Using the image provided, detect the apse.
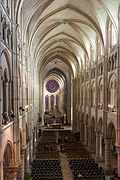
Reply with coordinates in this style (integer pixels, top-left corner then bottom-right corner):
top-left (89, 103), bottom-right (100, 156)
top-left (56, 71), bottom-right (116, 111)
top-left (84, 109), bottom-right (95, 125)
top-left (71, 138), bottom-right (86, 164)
top-left (40, 58), bottom-right (72, 125)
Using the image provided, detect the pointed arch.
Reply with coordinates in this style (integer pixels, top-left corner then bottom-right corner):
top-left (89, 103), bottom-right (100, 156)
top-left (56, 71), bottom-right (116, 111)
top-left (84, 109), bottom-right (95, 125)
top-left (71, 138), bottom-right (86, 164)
top-left (3, 141), bottom-right (13, 166)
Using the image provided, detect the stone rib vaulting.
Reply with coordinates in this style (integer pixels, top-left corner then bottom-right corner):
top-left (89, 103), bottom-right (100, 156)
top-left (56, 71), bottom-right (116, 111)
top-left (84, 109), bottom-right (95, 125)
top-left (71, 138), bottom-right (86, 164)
top-left (0, 0), bottom-right (120, 179)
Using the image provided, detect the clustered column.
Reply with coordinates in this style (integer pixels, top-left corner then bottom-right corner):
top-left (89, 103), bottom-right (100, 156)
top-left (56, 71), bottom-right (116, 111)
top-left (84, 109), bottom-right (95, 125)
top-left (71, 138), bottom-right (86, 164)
top-left (105, 138), bottom-right (112, 174)
top-left (96, 131), bottom-right (103, 161)
top-left (0, 67), bottom-right (3, 129)
top-left (18, 150), bottom-right (25, 180)
top-left (72, 78), bottom-right (77, 132)
top-left (88, 61), bottom-right (92, 150)
top-left (117, 147), bottom-right (120, 177)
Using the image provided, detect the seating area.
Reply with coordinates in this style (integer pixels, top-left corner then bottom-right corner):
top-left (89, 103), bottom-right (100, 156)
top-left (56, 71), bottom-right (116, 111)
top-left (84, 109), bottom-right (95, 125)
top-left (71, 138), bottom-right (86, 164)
top-left (59, 132), bottom-right (106, 180)
top-left (31, 160), bottom-right (62, 180)
top-left (31, 130), bottom-right (106, 180)
top-left (69, 159), bottom-right (105, 180)
top-left (31, 132), bottom-right (63, 180)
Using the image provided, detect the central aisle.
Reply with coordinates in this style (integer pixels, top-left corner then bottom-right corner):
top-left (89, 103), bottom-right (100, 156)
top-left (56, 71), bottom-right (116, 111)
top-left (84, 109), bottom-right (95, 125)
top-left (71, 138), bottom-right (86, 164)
top-left (59, 150), bottom-right (73, 180)
top-left (56, 130), bottom-right (73, 180)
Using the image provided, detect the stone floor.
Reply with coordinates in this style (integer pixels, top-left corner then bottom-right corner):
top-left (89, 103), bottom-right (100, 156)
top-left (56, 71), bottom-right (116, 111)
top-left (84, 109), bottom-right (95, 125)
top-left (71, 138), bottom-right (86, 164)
top-left (59, 152), bottom-right (73, 180)
top-left (57, 140), bottom-right (73, 180)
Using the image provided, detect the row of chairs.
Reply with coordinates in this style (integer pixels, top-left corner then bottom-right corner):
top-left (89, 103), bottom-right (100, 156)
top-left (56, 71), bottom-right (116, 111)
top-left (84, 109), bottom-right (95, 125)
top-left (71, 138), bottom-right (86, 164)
top-left (31, 132), bottom-right (63, 180)
top-left (59, 131), bottom-right (106, 180)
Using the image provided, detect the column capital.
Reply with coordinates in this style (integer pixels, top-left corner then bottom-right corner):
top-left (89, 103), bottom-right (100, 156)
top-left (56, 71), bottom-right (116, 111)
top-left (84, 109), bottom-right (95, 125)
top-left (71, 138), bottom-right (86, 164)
top-left (95, 131), bottom-right (103, 136)
top-left (104, 137), bottom-right (112, 142)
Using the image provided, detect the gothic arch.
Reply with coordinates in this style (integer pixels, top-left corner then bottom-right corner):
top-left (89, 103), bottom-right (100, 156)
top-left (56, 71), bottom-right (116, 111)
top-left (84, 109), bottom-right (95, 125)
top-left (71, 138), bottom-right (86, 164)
top-left (1, 49), bottom-right (11, 81)
top-left (108, 73), bottom-right (117, 109)
top-left (3, 141), bottom-right (13, 166)
top-left (107, 121), bottom-right (116, 140)
top-left (91, 116), bottom-right (95, 128)
top-left (108, 72), bottom-right (117, 83)
top-left (1, 49), bottom-right (12, 116)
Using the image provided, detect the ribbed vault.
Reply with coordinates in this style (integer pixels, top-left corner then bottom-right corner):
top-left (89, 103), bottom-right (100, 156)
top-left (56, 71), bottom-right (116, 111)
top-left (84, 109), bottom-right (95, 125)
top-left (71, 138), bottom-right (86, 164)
top-left (15, 0), bottom-right (119, 78)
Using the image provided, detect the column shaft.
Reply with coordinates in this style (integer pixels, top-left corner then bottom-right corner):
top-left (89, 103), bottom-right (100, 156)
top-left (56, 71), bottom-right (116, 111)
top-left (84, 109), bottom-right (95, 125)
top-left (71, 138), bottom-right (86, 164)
top-left (25, 145), bottom-right (31, 176)
top-left (105, 138), bottom-right (112, 174)
top-left (117, 13), bottom-right (120, 178)
top-left (17, 152), bottom-right (25, 180)
top-left (5, 82), bottom-right (8, 112)
top-left (117, 147), bottom-right (120, 177)
top-left (0, 69), bottom-right (3, 128)
top-left (96, 132), bottom-right (103, 161)
top-left (84, 122), bottom-right (87, 146)
top-left (0, 161), bottom-right (3, 180)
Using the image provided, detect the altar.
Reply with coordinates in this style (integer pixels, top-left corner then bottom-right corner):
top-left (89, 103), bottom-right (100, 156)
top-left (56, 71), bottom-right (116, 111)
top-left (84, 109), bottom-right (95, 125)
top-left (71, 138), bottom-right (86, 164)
top-left (44, 110), bottom-right (65, 128)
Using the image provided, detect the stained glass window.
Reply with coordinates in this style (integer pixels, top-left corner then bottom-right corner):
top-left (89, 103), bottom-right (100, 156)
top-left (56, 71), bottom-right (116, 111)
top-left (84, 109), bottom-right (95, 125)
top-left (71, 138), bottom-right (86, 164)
top-left (51, 95), bottom-right (54, 109)
top-left (56, 95), bottom-right (59, 110)
top-left (46, 80), bottom-right (59, 93)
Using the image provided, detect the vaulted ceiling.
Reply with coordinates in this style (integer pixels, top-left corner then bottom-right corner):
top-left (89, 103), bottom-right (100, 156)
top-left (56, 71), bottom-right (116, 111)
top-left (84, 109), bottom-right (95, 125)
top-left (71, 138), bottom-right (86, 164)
top-left (16, 0), bottom-right (120, 78)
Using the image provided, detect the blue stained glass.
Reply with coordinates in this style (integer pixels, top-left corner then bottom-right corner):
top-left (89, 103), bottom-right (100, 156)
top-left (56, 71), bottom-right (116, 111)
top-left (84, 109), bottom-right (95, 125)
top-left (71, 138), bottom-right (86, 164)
top-left (46, 80), bottom-right (59, 93)
top-left (56, 95), bottom-right (59, 110)
top-left (51, 95), bottom-right (54, 109)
